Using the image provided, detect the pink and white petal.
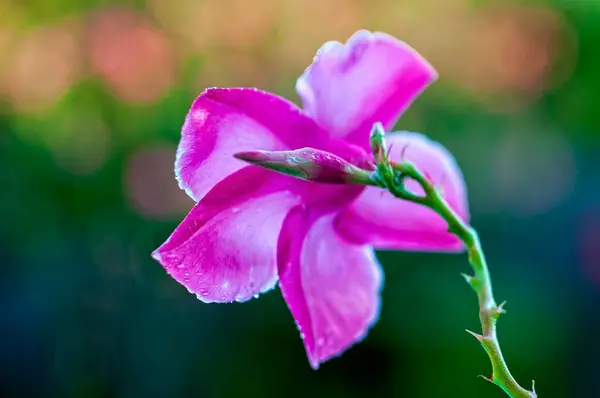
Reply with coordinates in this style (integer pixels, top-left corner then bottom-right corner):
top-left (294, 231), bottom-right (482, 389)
top-left (153, 167), bottom-right (301, 303)
top-left (278, 210), bottom-right (383, 369)
top-left (335, 132), bottom-right (469, 252)
top-left (296, 30), bottom-right (437, 148)
top-left (176, 87), bottom-right (324, 202)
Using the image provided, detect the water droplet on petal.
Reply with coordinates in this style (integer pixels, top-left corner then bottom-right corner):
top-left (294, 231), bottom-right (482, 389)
top-left (159, 252), bottom-right (183, 267)
top-left (234, 292), bottom-right (244, 301)
top-left (253, 293), bottom-right (259, 299)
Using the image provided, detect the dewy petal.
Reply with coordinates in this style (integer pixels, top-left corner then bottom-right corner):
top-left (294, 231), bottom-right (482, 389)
top-left (296, 30), bottom-right (437, 148)
top-left (176, 87), bottom-right (323, 202)
top-left (278, 210), bottom-right (383, 369)
top-left (335, 132), bottom-right (469, 251)
top-left (153, 167), bottom-right (301, 303)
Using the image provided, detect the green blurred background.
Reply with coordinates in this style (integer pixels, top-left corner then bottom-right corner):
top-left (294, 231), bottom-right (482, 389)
top-left (1, 0), bottom-right (599, 397)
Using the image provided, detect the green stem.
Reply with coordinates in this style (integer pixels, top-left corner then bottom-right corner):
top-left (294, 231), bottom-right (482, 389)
top-left (387, 161), bottom-right (536, 398)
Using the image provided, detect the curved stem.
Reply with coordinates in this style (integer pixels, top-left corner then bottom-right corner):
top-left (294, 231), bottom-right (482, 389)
top-left (388, 161), bottom-right (536, 398)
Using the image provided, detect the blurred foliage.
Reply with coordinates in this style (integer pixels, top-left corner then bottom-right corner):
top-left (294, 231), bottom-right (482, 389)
top-left (1, 0), bottom-right (599, 397)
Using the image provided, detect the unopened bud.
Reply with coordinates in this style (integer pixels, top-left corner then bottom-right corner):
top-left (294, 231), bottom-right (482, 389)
top-left (234, 147), bottom-right (374, 185)
top-left (370, 122), bottom-right (394, 185)
top-left (370, 122), bottom-right (388, 163)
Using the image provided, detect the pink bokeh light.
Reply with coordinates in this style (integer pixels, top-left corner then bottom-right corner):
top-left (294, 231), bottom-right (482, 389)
top-left (88, 7), bottom-right (175, 104)
top-left (5, 20), bottom-right (83, 113)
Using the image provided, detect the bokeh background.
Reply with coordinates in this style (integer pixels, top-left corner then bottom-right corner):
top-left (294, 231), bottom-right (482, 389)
top-left (1, 0), bottom-right (599, 397)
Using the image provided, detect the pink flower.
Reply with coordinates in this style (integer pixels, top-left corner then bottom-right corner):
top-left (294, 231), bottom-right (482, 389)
top-left (152, 30), bottom-right (469, 369)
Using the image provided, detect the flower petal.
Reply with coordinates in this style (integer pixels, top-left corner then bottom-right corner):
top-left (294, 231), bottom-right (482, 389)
top-left (335, 132), bottom-right (469, 251)
top-left (176, 87), bottom-right (323, 201)
top-left (278, 211), bottom-right (383, 369)
top-left (296, 30), bottom-right (437, 148)
top-left (153, 167), bottom-right (301, 303)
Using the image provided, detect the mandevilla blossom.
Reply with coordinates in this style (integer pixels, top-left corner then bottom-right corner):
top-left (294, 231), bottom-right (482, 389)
top-left (152, 30), bottom-right (469, 369)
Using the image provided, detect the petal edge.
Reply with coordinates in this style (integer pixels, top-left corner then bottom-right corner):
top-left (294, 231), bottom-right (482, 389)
top-left (278, 210), bottom-right (383, 369)
top-left (176, 87), bottom-right (323, 201)
top-left (296, 30), bottom-right (437, 148)
top-left (154, 168), bottom-right (301, 303)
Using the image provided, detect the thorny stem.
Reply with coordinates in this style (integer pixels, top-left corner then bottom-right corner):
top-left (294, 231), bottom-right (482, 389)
top-left (370, 123), bottom-right (536, 398)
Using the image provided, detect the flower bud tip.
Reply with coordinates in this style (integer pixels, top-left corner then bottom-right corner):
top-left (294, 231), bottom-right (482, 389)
top-left (234, 151), bottom-right (269, 163)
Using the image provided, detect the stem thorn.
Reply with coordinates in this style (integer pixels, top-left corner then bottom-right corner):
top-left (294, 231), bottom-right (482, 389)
top-left (478, 374), bottom-right (494, 384)
top-left (466, 329), bottom-right (484, 342)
